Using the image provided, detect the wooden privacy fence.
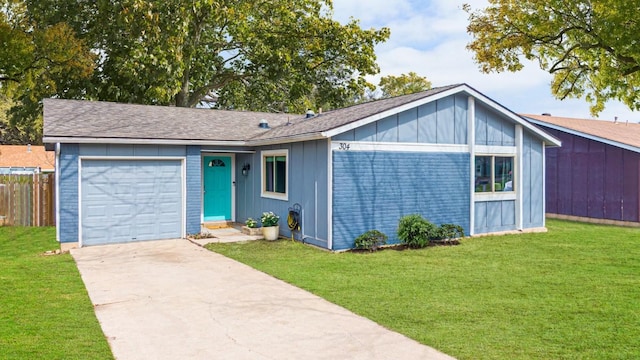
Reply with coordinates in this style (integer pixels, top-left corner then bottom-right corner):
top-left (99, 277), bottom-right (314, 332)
top-left (0, 173), bottom-right (55, 227)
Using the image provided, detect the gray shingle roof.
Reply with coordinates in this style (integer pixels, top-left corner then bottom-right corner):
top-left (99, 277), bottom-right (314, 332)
top-left (43, 99), bottom-right (294, 142)
top-left (42, 84), bottom-right (478, 144)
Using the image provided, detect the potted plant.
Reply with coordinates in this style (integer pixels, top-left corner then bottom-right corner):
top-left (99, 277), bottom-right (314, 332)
top-left (241, 217), bottom-right (261, 236)
top-left (260, 211), bottom-right (280, 240)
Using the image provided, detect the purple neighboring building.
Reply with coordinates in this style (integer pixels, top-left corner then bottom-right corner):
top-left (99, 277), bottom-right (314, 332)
top-left (524, 114), bottom-right (640, 225)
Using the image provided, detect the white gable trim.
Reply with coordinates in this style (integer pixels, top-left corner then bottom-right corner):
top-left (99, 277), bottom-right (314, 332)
top-left (525, 117), bottom-right (640, 154)
top-left (321, 84), bottom-right (562, 147)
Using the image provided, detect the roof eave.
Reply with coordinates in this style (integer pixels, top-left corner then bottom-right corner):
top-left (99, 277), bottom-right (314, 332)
top-left (246, 133), bottom-right (326, 146)
top-left (42, 136), bottom-right (248, 147)
top-left (524, 117), bottom-right (640, 154)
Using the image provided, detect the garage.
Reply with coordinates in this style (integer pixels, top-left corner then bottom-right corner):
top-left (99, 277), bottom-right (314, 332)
top-left (80, 159), bottom-right (183, 246)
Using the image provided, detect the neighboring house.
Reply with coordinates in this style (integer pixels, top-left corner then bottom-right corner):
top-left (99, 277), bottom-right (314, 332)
top-left (0, 145), bottom-right (55, 174)
top-left (524, 114), bottom-right (640, 225)
top-left (43, 84), bottom-right (560, 249)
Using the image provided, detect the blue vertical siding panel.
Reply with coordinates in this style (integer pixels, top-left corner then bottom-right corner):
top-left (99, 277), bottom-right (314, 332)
top-left (454, 94), bottom-right (468, 144)
top-left (502, 121), bottom-right (516, 146)
top-left (436, 97), bottom-right (455, 144)
top-left (354, 122), bottom-right (377, 141)
top-left (557, 134), bottom-right (574, 215)
top-left (501, 200), bottom-right (516, 225)
top-left (314, 141), bottom-right (329, 241)
top-left (474, 200), bottom-right (517, 233)
top-left (398, 109), bottom-right (418, 142)
top-left (332, 152), bottom-right (470, 250)
top-left (245, 140), bottom-right (329, 247)
top-left (79, 144), bottom-right (186, 157)
top-left (486, 201), bottom-right (502, 229)
top-left (487, 114), bottom-right (503, 146)
top-left (107, 144), bottom-right (135, 156)
top-left (474, 202), bottom-right (487, 231)
top-left (418, 102), bottom-right (437, 143)
top-left (185, 145), bottom-right (201, 234)
top-left (133, 145), bottom-right (160, 156)
top-left (545, 141), bottom-right (559, 214)
top-left (59, 144), bottom-right (79, 243)
top-left (523, 133), bottom-right (544, 227)
top-left (475, 106), bottom-right (488, 145)
top-left (79, 144), bottom-right (107, 155)
top-left (332, 130), bottom-right (355, 141)
top-left (377, 115), bottom-right (399, 142)
top-left (236, 153), bottom-right (255, 222)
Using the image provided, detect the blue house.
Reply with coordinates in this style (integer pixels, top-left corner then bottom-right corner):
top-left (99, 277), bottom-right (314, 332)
top-left (43, 84), bottom-right (560, 250)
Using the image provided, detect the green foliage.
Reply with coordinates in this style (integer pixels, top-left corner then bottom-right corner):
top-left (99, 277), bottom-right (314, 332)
top-left (465, 0), bottom-right (640, 115)
top-left (1, 0), bottom-right (389, 141)
top-left (378, 72), bottom-right (432, 98)
top-left (260, 211), bottom-right (279, 227)
top-left (0, 2), bottom-right (95, 144)
top-left (435, 223), bottom-right (465, 241)
top-left (353, 229), bottom-right (388, 252)
top-left (397, 214), bottom-right (439, 248)
top-left (0, 227), bottom-right (113, 359)
top-left (207, 220), bottom-right (640, 360)
top-left (245, 217), bottom-right (258, 228)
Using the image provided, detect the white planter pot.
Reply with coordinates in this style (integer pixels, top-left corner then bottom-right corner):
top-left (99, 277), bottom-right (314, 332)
top-left (262, 225), bottom-right (280, 241)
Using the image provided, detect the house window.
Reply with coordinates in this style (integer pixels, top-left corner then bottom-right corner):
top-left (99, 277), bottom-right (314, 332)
top-left (261, 149), bottom-right (288, 200)
top-left (475, 156), bottom-right (514, 192)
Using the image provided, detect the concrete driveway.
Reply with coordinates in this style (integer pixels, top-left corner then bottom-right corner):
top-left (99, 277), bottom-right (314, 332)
top-left (72, 239), bottom-right (455, 360)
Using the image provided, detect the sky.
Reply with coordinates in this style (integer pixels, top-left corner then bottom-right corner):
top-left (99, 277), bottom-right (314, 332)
top-left (331, 0), bottom-right (640, 123)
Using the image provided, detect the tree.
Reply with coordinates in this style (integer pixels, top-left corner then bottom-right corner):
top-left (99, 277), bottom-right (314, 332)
top-left (378, 72), bottom-right (432, 98)
top-left (465, 0), bottom-right (640, 115)
top-left (26, 0), bottom-right (389, 114)
top-left (0, 0), bottom-right (94, 144)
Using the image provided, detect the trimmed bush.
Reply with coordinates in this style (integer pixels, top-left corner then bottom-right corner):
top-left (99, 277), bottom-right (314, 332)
top-left (354, 230), bottom-right (388, 252)
top-left (397, 214), bottom-right (439, 248)
top-left (436, 223), bottom-right (465, 241)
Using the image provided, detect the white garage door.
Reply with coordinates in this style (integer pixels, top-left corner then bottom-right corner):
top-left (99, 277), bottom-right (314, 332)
top-left (81, 159), bottom-right (183, 246)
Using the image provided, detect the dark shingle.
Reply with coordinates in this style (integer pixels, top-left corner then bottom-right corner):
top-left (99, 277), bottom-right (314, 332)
top-left (43, 84), bottom-right (463, 143)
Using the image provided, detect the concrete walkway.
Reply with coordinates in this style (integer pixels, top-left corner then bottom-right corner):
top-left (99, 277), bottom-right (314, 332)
top-left (72, 239), bottom-right (455, 360)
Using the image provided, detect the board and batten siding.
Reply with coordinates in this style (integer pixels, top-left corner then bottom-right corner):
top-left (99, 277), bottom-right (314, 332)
top-left (475, 103), bottom-right (516, 146)
top-left (332, 151), bottom-right (470, 250)
top-left (522, 132), bottom-right (545, 228)
top-left (56, 144), bottom-right (201, 243)
top-left (544, 127), bottom-right (640, 222)
top-left (333, 94), bottom-right (468, 144)
top-left (235, 139), bottom-right (330, 248)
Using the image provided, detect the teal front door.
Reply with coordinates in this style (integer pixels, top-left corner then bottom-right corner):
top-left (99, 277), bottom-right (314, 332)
top-left (203, 156), bottom-right (232, 221)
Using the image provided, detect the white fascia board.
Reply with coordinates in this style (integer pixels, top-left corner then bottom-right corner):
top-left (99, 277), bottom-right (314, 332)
top-left (525, 117), bottom-right (640, 154)
top-left (43, 136), bottom-right (248, 146)
top-left (321, 86), bottom-right (467, 139)
top-left (462, 87), bottom-right (562, 147)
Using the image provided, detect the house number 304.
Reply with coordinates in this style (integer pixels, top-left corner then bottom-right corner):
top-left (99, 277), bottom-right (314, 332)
top-left (338, 143), bottom-right (351, 150)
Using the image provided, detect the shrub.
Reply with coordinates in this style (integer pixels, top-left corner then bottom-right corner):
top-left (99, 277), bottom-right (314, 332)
top-left (397, 214), bottom-right (439, 248)
top-left (436, 223), bottom-right (465, 241)
top-left (354, 230), bottom-right (388, 252)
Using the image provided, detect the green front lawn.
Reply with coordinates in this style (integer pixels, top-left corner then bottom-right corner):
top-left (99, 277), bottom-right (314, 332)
top-left (206, 219), bottom-right (640, 360)
top-left (0, 227), bottom-right (113, 360)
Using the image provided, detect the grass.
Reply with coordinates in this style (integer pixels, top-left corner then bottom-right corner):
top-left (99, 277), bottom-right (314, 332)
top-left (0, 227), bottom-right (113, 360)
top-left (206, 219), bottom-right (640, 360)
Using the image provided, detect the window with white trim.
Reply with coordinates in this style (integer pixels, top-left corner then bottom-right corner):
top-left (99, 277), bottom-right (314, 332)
top-left (261, 149), bottom-right (288, 200)
top-left (475, 155), bottom-right (514, 192)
